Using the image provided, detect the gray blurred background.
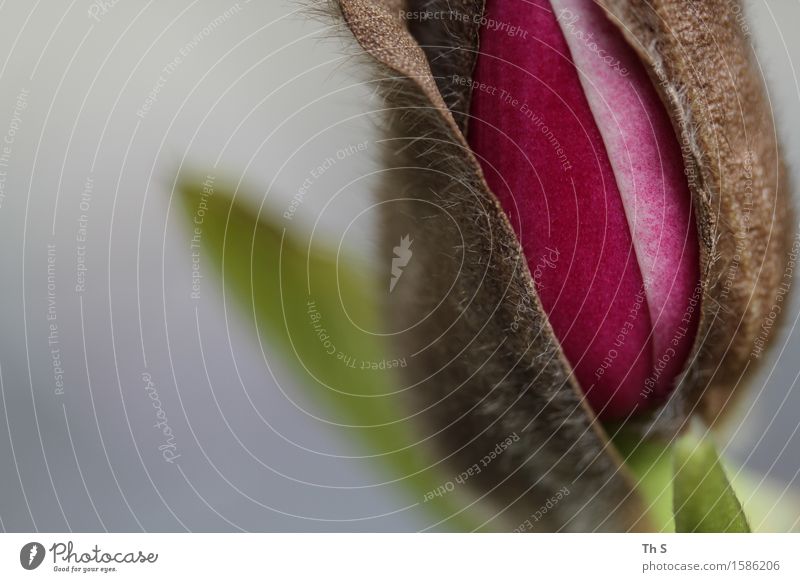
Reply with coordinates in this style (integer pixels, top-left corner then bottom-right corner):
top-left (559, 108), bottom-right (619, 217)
top-left (0, 0), bottom-right (798, 532)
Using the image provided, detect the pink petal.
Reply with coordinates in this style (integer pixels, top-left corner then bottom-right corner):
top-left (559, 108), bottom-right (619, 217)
top-left (468, 0), bottom-right (699, 419)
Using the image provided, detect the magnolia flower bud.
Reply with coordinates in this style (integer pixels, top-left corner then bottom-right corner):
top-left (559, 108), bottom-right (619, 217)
top-left (329, 0), bottom-right (791, 530)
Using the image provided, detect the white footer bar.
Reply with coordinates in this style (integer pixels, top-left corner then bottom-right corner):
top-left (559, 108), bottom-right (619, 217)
top-left (1, 533), bottom-right (796, 580)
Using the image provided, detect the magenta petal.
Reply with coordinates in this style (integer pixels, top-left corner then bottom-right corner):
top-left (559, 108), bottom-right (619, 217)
top-left (468, 0), bottom-right (700, 419)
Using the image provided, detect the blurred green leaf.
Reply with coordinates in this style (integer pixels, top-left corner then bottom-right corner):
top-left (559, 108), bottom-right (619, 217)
top-left (673, 431), bottom-right (750, 533)
top-left (612, 432), bottom-right (674, 532)
top-left (616, 427), bottom-right (800, 533)
top-left (178, 179), bottom-right (481, 530)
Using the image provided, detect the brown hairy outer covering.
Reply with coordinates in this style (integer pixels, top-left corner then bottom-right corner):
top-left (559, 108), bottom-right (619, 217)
top-left (597, 0), bottom-right (793, 433)
top-left (331, 0), bottom-right (648, 531)
top-left (405, 1), bottom-right (486, 132)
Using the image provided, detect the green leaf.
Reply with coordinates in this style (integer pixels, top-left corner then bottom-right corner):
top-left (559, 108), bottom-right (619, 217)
top-left (177, 178), bottom-right (482, 530)
top-left (615, 426), bottom-right (800, 533)
top-left (672, 430), bottom-right (750, 533)
top-left (612, 431), bottom-right (674, 532)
